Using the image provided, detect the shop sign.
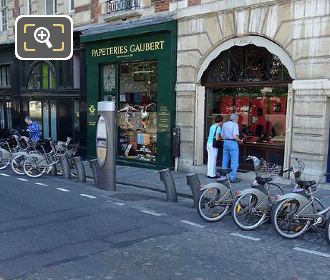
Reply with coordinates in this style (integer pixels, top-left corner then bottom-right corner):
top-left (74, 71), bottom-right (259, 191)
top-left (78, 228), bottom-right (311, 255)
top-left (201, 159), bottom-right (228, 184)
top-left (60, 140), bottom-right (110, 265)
top-left (88, 104), bottom-right (96, 126)
top-left (158, 106), bottom-right (170, 133)
top-left (91, 40), bottom-right (165, 58)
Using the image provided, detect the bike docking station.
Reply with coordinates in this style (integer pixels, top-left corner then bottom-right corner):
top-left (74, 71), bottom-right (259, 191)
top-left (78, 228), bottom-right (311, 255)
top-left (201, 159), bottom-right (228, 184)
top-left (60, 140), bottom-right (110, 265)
top-left (95, 101), bottom-right (116, 191)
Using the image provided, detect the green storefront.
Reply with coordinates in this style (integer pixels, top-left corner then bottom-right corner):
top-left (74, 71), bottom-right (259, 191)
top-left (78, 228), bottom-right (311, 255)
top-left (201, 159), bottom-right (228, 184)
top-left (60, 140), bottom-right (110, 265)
top-left (81, 20), bottom-right (177, 169)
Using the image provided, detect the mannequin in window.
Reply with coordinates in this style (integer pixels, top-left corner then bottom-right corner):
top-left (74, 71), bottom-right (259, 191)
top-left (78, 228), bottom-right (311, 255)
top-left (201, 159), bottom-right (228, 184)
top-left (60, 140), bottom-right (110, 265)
top-left (140, 103), bottom-right (156, 129)
top-left (118, 103), bottom-right (137, 129)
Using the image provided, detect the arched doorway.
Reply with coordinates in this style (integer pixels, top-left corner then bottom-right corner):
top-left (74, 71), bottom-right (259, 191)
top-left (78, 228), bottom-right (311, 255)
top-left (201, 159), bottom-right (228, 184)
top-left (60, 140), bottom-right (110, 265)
top-left (201, 43), bottom-right (293, 169)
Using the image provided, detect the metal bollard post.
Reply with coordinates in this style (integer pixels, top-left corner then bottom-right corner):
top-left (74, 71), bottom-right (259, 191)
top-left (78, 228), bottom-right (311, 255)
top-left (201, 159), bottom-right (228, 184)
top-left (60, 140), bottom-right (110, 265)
top-left (73, 156), bottom-right (86, 183)
top-left (186, 173), bottom-right (201, 208)
top-left (159, 168), bottom-right (177, 202)
top-left (89, 159), bottom-right (98, 185)
top-left (59, 154), bottom-right (71, 179)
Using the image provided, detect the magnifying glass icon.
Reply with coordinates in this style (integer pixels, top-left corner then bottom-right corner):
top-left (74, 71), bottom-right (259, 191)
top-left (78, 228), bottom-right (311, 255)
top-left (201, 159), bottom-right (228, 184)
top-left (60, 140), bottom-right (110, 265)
top-left (34, 27), bottom-right (53, 49)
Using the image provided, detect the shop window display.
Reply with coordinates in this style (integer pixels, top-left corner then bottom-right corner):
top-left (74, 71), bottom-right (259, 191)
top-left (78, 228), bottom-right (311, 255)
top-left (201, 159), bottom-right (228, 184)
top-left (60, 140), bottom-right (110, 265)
top-left (117, 61), bottom-right (157, 162)
top-left (206, 87), bottom-right (287, 145)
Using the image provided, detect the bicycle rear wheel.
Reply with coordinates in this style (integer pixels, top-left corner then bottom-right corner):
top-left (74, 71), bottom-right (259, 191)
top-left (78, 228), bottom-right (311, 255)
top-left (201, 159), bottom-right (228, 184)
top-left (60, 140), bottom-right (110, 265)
top-left (0, 148), bottom-right (11, 170)
top-left (23, 156), bottom-right (48, 178)
top-left (232, 193), bottom-right (267, 230)
top-left (198, 186), bottom-right (230, 222)
top-left (271, 198), bottom-right (310, 239)
top-left (11, 154), bottom-right (28, 175)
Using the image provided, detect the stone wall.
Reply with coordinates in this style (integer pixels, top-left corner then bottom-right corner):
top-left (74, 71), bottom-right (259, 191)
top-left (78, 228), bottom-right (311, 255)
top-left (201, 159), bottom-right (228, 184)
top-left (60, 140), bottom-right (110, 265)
top-left (175, 0), bottom-right (330, 173)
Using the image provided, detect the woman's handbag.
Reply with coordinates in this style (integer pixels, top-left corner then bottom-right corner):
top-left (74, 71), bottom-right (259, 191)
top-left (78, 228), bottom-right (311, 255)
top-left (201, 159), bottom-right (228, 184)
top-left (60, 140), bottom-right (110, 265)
top-left (212, 126), bottom-right (220, 148)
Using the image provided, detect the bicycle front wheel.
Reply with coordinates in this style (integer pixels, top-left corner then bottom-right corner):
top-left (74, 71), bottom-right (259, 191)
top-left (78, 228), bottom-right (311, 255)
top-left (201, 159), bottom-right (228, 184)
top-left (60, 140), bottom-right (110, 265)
top-left (271, 198), bottom-right (310, 239)
top-left (326, 217), bottom-right (330, 245)
top-left (198, 186), bottom-right (230, 222)
top-left (0, 148), bottom-right (11, 170)
top-left (23, 156), bottom-right (48, 178)
top-left (232, 193), bottom-right (267, 230)
top-left (11, 154), bottom-right (28, 175)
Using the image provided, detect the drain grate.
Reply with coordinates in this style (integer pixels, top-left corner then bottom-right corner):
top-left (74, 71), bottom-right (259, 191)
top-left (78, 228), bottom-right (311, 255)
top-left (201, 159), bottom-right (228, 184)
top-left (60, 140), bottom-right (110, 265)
top-left (109, 193), bottom-right (156, 201)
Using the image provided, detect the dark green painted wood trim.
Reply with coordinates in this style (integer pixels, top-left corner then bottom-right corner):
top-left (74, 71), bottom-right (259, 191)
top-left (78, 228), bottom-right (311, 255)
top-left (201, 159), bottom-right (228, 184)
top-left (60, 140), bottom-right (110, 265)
top-left (84, 20), bottom-right (177, 169)
top-left (81, 21), bottom-right (176, 43)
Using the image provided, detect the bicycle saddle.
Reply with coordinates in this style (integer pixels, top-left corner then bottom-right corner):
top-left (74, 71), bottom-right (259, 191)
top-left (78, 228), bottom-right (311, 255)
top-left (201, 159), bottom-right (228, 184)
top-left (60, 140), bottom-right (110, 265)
top-left (217, 168), bottom-right (232, 176)
top-left (255, 176), bottom-right (273, 185)
top-left (297, 180), bottom-right (316, 189)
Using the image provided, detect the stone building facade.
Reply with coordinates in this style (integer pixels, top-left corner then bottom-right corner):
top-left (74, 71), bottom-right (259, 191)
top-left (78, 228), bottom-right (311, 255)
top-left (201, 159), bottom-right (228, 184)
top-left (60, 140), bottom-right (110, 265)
top-left (172, 0), bottom-right (330, 177)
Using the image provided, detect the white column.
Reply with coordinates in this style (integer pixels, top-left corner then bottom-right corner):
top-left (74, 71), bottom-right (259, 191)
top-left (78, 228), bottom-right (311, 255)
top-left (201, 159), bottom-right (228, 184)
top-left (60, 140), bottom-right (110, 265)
top-left (194, 84), bottom-right (205, 165)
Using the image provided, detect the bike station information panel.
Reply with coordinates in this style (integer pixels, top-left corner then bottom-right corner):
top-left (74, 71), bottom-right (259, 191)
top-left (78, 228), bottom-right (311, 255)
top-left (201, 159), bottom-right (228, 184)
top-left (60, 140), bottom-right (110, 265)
top-left (96, 101), bottom-right (116, 190)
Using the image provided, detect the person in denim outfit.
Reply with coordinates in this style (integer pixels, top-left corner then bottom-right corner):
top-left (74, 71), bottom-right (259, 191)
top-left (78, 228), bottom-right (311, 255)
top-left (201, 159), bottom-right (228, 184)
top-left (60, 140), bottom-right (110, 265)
top-left (24, 116), bottom-right (41, 143)
top-left (221, 113), bottom-right (243, 183)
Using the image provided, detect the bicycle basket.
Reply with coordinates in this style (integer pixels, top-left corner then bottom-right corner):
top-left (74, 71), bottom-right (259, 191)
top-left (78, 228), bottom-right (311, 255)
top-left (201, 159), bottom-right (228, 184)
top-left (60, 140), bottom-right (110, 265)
top-left (259, 162), bottom-right (282, 177)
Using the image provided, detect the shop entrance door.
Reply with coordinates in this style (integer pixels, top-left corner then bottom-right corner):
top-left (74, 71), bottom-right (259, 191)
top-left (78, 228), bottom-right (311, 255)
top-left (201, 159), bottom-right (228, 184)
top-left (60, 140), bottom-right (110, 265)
top-left (28, 99), bottom-right (57, 140)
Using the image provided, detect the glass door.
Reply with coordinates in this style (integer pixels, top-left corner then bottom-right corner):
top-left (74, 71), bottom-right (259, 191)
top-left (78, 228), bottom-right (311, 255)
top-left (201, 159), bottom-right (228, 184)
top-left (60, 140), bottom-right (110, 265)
top-left (28, 99), bottom-right (57, 140)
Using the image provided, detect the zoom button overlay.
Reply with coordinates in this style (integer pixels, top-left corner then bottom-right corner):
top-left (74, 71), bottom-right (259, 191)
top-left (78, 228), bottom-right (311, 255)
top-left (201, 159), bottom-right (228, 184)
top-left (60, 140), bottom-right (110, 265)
top-left (15, 15), bottom-right (73, 60)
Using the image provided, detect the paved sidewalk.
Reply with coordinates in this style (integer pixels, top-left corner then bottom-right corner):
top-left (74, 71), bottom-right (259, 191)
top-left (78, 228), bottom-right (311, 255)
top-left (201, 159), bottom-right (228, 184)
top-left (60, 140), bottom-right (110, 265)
top-left (83, 163), bottom-right (330, 206)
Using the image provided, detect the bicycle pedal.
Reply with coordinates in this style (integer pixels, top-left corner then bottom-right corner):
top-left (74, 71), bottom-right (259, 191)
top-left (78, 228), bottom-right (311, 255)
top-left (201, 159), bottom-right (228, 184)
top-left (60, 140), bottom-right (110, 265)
top-left (312, 217), bottom-right (324, 227)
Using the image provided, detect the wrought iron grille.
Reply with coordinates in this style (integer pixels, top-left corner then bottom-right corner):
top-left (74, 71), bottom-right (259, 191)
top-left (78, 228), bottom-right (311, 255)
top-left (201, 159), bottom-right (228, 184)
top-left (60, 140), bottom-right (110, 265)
top-left (107, 0), bottom-right (139, 14)
top-left (201, 44), bottom-right (292, 85)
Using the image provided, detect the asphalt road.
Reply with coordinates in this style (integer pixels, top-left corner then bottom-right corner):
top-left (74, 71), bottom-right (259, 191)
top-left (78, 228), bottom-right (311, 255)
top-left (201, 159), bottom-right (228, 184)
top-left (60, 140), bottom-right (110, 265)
top-left (0, 170), bottom-right (329, 280)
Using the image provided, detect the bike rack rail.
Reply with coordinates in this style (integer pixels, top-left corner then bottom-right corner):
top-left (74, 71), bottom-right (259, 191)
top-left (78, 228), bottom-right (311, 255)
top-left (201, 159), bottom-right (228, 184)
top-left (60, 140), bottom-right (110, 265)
top-left (59, 154), bottom-right (71, 179)
top-left (186, 173), bottom-right (201, 208)
top-left (89, 159), bottom-right (98, 185)
top-left (73, 156), bottom-right (86, 183)
top-left (159, 168), bottom-right (178, 202)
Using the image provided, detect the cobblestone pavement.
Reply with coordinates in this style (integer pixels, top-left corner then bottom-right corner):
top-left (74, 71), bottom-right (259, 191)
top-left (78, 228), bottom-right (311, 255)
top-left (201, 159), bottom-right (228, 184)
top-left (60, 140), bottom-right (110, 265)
top-left (0, 168), bottom-right (329, 280)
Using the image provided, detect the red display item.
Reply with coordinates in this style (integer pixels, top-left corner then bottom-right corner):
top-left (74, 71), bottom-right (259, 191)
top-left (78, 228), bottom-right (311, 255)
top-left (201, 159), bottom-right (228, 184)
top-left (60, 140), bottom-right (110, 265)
top-left (251, 96), bottom-right (267, 116)
top-left (219, 96), bottom-right (233, 114)
top-left (269, 96), bottom-right (287, 114)
top-left (235, 96), bottom-right (250, 125)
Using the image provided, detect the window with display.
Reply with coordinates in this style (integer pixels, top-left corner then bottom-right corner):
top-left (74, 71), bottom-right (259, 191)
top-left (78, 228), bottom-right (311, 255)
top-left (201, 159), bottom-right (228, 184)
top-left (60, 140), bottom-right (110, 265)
top-left (117, 61), bottom-right (157, 162)
top-left (206, 87), bottom-right (287, 145)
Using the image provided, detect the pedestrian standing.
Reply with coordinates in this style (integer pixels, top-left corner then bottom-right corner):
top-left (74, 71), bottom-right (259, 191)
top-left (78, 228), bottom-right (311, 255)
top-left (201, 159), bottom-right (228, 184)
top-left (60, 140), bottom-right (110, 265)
top-left (221, 113), bottom-right (243, 183)
top-left (24, 116), bottom-right (41, 143)
top-left (206, 115), bottom-right (223, 178)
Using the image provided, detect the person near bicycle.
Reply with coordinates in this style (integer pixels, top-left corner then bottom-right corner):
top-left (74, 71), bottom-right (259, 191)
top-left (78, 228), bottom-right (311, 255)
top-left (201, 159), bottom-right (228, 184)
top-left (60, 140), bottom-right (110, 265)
top-left (24, 116), bottom-right (41, 143)
top-left (206, 115), bottom-right (223, 178)
top-left (221, 113), bottom-right (243, 183)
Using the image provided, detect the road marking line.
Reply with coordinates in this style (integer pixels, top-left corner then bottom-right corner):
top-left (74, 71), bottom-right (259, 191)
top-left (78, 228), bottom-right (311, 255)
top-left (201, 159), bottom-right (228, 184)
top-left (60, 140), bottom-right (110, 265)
top-left (17, 178), bottom-right (28, 182)
top-left (0, 173), bottom-right (10, 177)
top-left (180, 220), bottom-right (206, 229)
top-left (106, 200), bottom-right (126, 206)
top-left (141, 210), bottom-right (166, 217)
top-left (114, 202), bottom-right (125, 206)
top-left (230, 232), bottom-right (261, 241)
top-left (56, 188), bottom-right (70, 192)
top-left (293, 247), bottom-right (330, 258)
top-left (80, 194), bottom-right (96, 199)
top-left (35, 183), bottom-right (48, 186)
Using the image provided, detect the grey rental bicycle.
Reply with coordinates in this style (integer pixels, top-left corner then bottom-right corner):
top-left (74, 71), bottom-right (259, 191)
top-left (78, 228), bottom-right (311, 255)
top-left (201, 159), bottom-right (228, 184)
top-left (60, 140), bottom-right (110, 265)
top-left (271, 173), bottom-right (330, 239)
top-left (231, 158), bottom-right (304, 231)
top-left (231, 156), bottom-right (283, 230)
top-left (197, 155), bottom-right (282, 222)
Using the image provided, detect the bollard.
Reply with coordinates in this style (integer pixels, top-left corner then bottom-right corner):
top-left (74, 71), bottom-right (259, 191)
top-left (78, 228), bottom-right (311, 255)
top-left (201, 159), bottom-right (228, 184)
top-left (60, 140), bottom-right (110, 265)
top-left (186, 173), bottom-right (202, 208)
top-left (59, 154), bottom-right (71, 179)
top-left (89, 159), bottom-right (98, 185)
top-left (159, 168), bottom-right (178, 202)
top-left (73, 156), bottom-right (86, 183)
top-left (49, 154), bottom-right (58, 176)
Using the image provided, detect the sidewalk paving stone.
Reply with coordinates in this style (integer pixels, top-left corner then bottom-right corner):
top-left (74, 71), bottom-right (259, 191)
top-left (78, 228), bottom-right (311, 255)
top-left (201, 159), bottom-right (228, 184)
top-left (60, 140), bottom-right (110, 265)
top-left (83, 162), bottom-right (330, 206)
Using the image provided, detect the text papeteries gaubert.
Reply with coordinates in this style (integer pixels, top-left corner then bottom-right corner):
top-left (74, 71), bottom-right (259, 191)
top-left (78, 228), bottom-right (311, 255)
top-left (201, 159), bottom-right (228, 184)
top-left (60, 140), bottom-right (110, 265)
top-left (91, 40), bottom-right (165, 57)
